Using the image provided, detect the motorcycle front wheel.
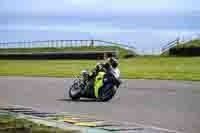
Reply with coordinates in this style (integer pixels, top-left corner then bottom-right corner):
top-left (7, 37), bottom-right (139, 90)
top-left (69, 80), bottom-right (82, 100)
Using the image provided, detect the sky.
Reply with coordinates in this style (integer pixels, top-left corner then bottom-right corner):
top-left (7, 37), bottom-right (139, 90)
top-left (0, 0), bottom-right (200, 16)
top-left (0, 0), bottom-right (199, 52)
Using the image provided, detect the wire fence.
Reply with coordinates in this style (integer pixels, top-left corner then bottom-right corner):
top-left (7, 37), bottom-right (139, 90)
top-left (0, 40), bottom-right (93, 48)
top-left (0, 39), bottom-right (136, 53)
top-left (0, 39), bottom-right (177, 55)
top-left (1, 36), bottom-right (199, 55)
top-left (161, 38), bottom-right (179, 53)
top-left (161, 35), bottom-right (200, 54)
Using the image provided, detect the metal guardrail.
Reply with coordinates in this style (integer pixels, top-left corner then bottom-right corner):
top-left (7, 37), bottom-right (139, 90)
top-left (0, 40), bottom-right (136, 51)
top-left (95, 40), bottom-right (136, 50)
top-left (161, 38), bottom-right (179, 53)
top-left (0, 40), bottom-right (96, 48)
top-left (161, 34), bottom-right (200, 53)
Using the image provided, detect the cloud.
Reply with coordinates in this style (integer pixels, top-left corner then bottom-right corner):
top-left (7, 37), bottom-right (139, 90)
top-left (0, 0), bottom-right (199, 16)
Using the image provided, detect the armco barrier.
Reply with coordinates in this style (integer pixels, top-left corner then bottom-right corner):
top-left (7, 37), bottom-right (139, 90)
top-left (0, 51), bottom-right (118, 59)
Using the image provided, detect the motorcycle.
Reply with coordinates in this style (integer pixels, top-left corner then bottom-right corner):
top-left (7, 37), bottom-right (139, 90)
top-left (68, 68), bottom-right (121, 102)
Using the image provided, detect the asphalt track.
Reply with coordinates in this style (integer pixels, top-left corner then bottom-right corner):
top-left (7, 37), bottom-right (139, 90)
top-left (0, 77), bottom-right (200, 133)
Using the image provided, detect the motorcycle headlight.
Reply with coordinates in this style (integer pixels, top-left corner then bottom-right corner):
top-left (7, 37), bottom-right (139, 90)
top-left (81, 70), bottom-right (89, 79)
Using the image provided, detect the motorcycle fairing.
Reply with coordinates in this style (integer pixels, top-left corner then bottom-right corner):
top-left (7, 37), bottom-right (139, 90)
top-left (94, 72), bottom-right (106, 98)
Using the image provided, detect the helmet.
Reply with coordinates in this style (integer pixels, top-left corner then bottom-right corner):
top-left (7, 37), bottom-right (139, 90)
top-left (107, 57), bottom-right (119, 68)
top-left (95, 63), bottom-right (102, 72)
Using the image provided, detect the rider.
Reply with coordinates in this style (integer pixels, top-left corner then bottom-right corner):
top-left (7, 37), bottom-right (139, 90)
top-left (86, 57), bottom-right (119, 79)
top-left (83, 57), bottom-right (120, 98)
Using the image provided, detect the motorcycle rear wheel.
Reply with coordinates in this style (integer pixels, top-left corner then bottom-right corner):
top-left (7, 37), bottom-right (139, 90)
top-left (99, 85), bottom-right (116, 102)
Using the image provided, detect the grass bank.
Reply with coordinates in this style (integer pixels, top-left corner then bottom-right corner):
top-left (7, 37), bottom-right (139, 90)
top-left (176, 40), bottom-right (200, 48)
top-left (162, 39), bottom-right (200, 56)
top-left (0, 57), bottom-right (200, 80)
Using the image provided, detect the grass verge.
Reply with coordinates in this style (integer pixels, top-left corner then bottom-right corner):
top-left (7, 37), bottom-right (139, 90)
top-left (0, 114), bottom-right (80, 133)
top-left (0, 56), bottom-right (200, 80)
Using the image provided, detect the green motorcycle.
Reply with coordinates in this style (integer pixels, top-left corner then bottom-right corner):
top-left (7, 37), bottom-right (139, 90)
top-left (68, 69), bottom-right (121, 102)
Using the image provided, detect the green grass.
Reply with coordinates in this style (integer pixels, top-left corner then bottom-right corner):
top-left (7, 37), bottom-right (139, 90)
top-left (0, 57), bottom-right (200, 80)
top-left (0, 114), bottom-right (79, 133)
top-left (0, 46), bottom-right (136, 58)
top-left (120, 57), bottom-right (200, 80)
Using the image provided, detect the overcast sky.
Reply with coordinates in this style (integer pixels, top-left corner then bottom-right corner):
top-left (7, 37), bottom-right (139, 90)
top-left (0, 0), bottom-right (199, 16)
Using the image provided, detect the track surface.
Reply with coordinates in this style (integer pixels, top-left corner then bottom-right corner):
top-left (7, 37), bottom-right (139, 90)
top-left (0, 77), bottom-right (200, 133)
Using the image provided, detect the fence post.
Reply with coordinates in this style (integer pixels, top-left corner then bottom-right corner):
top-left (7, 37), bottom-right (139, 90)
top-left (51, 40), bottom-right (54, 48)
top-left (88, 40), bottom-right (90, 47)
top-left (47, 40), bottom-right (50, 48)
top-left (90, 40), bottom-right (94, 47)
top-left (177, 37), bottom-right (180, 45)
top-left (61, 40), bottom-right (63, 48)
top-left (64, 40), bottom-right (67, 48)
top-left (55, 40), bottom-right (57, 48)
top-left (75, 40), bottom-right (77, 47)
